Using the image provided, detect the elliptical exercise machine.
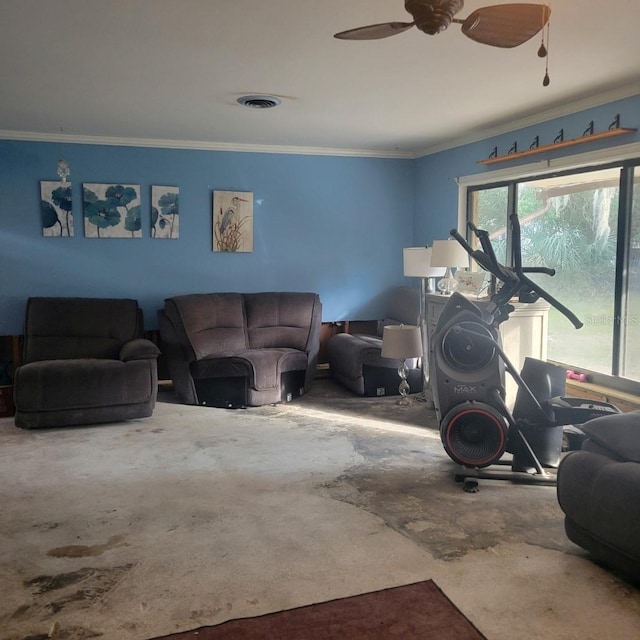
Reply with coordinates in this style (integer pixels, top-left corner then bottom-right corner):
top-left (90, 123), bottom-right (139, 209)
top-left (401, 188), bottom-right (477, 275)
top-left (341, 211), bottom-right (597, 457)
top-left (430, 214), bottom-right (619, 491)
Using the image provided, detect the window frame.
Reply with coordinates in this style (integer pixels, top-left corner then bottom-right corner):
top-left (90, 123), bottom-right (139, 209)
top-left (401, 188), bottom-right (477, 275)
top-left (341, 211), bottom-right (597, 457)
top-left (457, 141), bottom-right (640, 396)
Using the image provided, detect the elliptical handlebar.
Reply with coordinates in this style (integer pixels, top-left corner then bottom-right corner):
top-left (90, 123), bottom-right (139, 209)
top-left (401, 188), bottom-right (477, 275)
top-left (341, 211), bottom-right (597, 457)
top-left (449, 214), bottom-right (584, 329)
top-left (449, 228), bottom-right (515, 286)
top-left (522, 267), bottom-right (556, 276)
top-left (508, 214), bottom-right (583, 329)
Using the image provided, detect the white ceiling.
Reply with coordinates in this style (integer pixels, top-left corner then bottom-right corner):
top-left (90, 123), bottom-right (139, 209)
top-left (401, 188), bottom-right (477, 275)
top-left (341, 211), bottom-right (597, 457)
top-left (1, 0), bottom-right (640, 157)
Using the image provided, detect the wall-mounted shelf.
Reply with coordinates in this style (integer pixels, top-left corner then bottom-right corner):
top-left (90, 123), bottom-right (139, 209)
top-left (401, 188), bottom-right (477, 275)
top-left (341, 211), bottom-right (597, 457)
top-left (477, 127), bottom-right (637, 166)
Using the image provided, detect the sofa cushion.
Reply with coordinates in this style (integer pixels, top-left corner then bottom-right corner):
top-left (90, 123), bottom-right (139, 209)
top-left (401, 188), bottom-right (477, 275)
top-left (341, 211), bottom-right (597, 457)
top-left (14, 359), bottom-right (155, 412)
top-left (192, 348), bottom-right (308, 391)
top-left (191, 356), bottom-right (252, 380)
top-left (23, 297), bottom-right (141, 362)
top-left (242, 349), bottom-right (308, 390)
top-left (580, 410), bottom-right (640, 462)
top-left (244, 292), bottom-right (316, 351)
top-left (165, 293), bottom-right (248, 359)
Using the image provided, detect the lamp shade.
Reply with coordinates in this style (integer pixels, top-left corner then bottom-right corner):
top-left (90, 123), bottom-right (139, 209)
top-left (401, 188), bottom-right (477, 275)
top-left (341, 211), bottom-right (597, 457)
top-left (403, 247), bottom-right (446, 278)
top-left (381, 324), bottom-right (423, 359)
top-left (430, 239), bottom-right (470, 269)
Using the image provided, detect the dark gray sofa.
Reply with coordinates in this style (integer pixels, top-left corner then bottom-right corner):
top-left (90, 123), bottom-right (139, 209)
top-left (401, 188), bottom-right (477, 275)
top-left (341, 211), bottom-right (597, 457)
top-left (14, 297), bottom-right (160, 429)
top-left (327, 286), bottom-right (423, 396)
top-left (557, 410), bottom-right (640, 583)
top-left (158, 292), bottom-right (322, 408)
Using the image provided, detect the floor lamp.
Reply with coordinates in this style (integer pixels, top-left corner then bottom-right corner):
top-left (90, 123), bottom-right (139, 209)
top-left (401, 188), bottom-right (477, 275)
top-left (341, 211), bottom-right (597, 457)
top-left (403, 247), bottom-right (446, 405)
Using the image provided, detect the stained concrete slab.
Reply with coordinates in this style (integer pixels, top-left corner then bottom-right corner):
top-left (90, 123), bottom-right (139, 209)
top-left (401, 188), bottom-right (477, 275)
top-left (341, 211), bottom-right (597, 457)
top-left (1, 379), bottom-right (639, 639)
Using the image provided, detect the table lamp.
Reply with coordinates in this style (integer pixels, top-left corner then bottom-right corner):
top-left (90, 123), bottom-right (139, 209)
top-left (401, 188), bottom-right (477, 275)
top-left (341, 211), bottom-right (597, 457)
top-left (430, 239), bottom-right (470, 295)
top-left (381, 324), bottom-right (423, 406)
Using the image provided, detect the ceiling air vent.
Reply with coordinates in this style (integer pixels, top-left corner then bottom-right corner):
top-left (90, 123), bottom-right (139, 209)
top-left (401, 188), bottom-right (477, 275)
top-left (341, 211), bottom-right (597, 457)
top-left (237, 95), bottom-right (281, 109)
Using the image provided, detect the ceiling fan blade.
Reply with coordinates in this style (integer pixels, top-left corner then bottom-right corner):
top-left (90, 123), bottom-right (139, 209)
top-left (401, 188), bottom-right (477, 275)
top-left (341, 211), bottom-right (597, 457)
top-left (334, 21), bottom-right (415, 40)
top-left (461, 3), bottom-right (550, 48)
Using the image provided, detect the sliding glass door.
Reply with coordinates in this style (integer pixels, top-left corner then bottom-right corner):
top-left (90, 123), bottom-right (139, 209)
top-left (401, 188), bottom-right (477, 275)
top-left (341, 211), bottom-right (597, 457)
top-left (622, 168), bottom-right (640, 379)
top-left (517, 168), bottom-right (620, 375)
top-left (466, 161), bottom-right (640, 387)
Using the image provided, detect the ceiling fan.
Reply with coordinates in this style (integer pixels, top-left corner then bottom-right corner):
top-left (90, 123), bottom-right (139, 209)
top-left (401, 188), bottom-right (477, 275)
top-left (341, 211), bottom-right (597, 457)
top-left (334, 1), bottom-right (551, 50)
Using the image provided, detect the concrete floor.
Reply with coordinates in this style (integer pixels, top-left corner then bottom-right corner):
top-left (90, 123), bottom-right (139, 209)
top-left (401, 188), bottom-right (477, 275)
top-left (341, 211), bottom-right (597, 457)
top-left (1, 378), bottom-right (639, 640)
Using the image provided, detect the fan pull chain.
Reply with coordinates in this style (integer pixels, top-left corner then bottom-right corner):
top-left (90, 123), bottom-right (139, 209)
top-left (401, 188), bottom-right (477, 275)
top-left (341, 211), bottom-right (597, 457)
top-left (541, 3), bottom-right (551, 86)
top-left (537, 12), bottom-right (547, 58)
top-left (537, 31), bottom-right (547, 57)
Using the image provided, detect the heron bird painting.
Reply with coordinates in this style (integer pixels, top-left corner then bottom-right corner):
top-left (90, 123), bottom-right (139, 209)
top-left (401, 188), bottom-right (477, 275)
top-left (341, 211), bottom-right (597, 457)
top-left (213, 190), bottom-right (253, 252)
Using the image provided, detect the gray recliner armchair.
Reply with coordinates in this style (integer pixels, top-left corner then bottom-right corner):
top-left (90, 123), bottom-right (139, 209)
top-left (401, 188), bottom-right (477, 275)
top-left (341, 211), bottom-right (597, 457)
top-left (327, 286), bottom-right (423, 396)
top-left (557, 410), bottom-right (640, 583)
top-left (13, 297), bottom-right (160, 429)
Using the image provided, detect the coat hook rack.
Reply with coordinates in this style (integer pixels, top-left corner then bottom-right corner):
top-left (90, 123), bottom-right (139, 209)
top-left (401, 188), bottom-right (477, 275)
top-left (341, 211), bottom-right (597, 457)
top-left (583, 121), bottom-right (594, 136)
top-left (477, 114), bottom-right (637, 166)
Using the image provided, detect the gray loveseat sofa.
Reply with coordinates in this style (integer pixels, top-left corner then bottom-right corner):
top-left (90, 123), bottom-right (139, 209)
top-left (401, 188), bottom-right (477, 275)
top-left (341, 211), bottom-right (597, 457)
top-left (158, 292), bottom-right (322, 408)
top-left (557, 410), bottom-right (640, 583)
top-left (14, 297), bottom-right (160, 429)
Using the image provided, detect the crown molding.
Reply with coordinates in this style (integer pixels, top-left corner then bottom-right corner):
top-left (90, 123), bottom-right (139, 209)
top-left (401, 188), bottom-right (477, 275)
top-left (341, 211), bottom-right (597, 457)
top-left (0, 130), bottom-right (414, 159)
top-left (414, 82), bottom-right (640, 159)
top-left (4, 82), bottom-right (639, 160)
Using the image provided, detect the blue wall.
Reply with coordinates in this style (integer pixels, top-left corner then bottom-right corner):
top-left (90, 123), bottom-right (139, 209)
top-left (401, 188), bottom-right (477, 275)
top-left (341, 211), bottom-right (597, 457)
top-left (0, 141), bottom-right (415, 333)
top-left (414, 93), bottom-right (640, 245)
top-left (2, 92), bottom-right (639, 335)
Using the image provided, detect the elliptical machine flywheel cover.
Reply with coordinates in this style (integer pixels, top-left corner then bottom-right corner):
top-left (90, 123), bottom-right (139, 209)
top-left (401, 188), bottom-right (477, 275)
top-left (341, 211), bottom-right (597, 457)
top-left (440, 402), bottom-right (508, 468)
top-left (441, 321), bottom-right (496, 371)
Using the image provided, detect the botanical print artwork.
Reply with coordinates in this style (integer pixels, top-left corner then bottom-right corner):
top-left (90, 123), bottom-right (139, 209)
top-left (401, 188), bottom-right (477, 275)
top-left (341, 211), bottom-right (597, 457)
top-left (213, 190), bottom-right (253, 252)
top-left (40, 181), bottom-right (73, 237)
top-left (151, 185), bottom-right (179, 239)
top-left (82, 183), bottom-right (142, 238)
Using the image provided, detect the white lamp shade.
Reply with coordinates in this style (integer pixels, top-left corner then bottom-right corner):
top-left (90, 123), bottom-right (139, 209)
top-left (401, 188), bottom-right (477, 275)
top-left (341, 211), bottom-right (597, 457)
top-left (430, 239), bottom-right (470, 269)
top-left (403, 247), bottom-right (446, 278)
top-left (381, 324), bottom-right (423, 359)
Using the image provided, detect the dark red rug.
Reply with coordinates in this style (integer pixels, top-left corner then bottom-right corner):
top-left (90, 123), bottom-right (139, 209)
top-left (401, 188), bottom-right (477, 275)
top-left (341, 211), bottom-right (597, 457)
top-left (149, 580), bottom-right (487, 639)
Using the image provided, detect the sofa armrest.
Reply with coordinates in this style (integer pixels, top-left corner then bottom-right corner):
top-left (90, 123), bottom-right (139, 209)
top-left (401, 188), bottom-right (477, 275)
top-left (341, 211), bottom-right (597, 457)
top-left (119, 338), bottom-right (161, 362)
top-left (581, 410), bottom-right (640, 462)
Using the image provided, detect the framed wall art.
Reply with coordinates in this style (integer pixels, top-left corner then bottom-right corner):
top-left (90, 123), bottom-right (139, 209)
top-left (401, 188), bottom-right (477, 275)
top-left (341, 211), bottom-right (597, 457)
top-left (82, 183), bottom-right (141, 238)
top-left (40, 181), bottom-right (73, 237)
top-left (151, 185), bottom-right (180, 239)
top-left (213, 190), bottom-right (253, 252)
